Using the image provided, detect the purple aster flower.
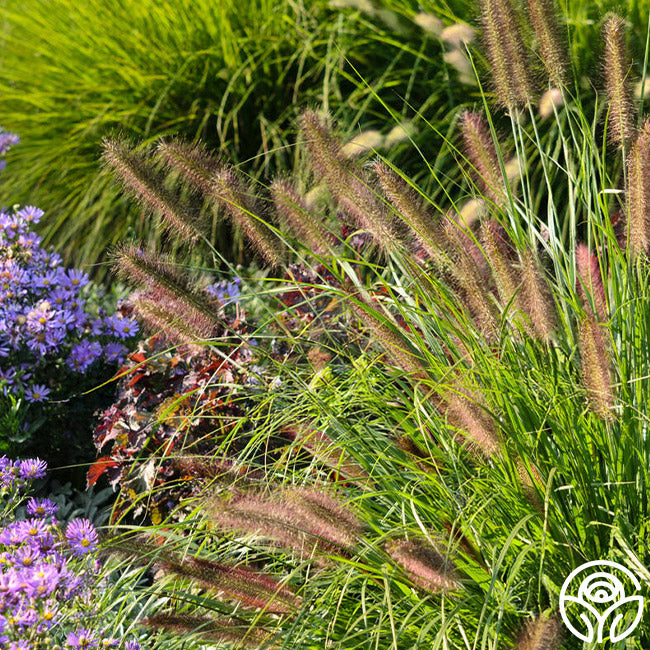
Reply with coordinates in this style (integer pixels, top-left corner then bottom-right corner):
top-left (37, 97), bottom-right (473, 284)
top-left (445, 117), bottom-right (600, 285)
top-left (65, 519), bottom-right (98, 556)
top-left (25, 564), bottom-right (60, 599)
top-left (17, 205), bottom-right (43, 224)
top-left (61, 268), bottom-right (89, 289)
top-left (19, 517), bottom-right (48, 541)
top-left (7, 602), bottom-right (38, 629)
top-left (67, 340), bottom-right (102, 373)
top-left (0, 128), bottom-right (19, 156)
top-left (0, 521), bottom-right (24, 545)
top-left (124, 642), bottom-right (142, 650)
top-left (35, 530), bottom-right (57, 553)
top-left (90, 318), bottom-right (104, 336)
top-left (12, 544), bottom-right (41, 568)
top-left (104, 314), bottom-right (139, 339)
top-left (10, 640), bottom-right (32, 650)
top-left (24, 384), bottom-right (51, 403)
top-left (26, 307), bottom-right (52, 332)
top-left (18, 458), bottom-right (47, 479)
top-left (66, 628), bottom-right (99, 648)
top-left (103, 342), bottom-right (127, 363)
top-left (34, 270), bottom-right (58, 290)
top-left (38, 599), bottom-right (59, 629)
top-left (206, 276), bottom-right (242, 305)
top-left (0, 367), bottom-right (17, 385)
top-left (26, 497), bottom-right (58, 518)
top-left (0, 456), bottom-right (19, 487)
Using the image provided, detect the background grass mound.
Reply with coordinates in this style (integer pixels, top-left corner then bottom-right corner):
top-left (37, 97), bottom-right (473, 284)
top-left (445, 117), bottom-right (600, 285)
top-left (0, 0), bottom-right (448, 273)
top-left (1, 0), bottom-right (644, 276)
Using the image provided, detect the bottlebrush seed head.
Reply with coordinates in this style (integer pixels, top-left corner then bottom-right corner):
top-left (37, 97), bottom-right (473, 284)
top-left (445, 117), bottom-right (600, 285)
top-left (516, 612), bottom-right (563, 650)
top-left (299, 109), bottom-right (404, 254)
top-left (103, 138), bottom-right (206, 240)
top-left (348, 294), bottom-right (429, 380)
top-left (575, 244), bottom-right (608, 319)
top-left (299, 109), bottom-right (349, 192)
top-left (211, 167), bottom-right (285, 269)
top-left (625, 118), bottom-right (650, 256)
top-left (114, 536), bottom-right (300, 614)
top-left (172, 456), bottom-right (264, 484)
top-left (114, 246), bottom-right (221, 337)
top-left (160, 555), bottom-right (301, 613)
top-left (480, 220), bottom-right (519, 307)
top-left (440, 384), bottom-right (501, 458)
top-left (142, 615), bottom-right (273, 648)
top-left (207, 495), bottom-right (334, 561)
top-left (396, 435), bottom-right (441, 472)
top-left (131, 293), bottom-right (215, 343)
top-left (520, 250), bottom-right (557, 342)
top-left (281, 486), bottom-right (364, 547)
top-left (460, 110), bottom-right (507, 205)
top-left (157, 138), bottom-right (221, 194)
top-left (270, 178), bottom-right (334, 255)
top-left (372, 160), bottom-right (438, 259)
top-left (480, 0), bottom-right (535, 107)
top-left (579, 312), bottom-right (616, 420)
top-left (602, 14), bottom-right (636, 149)
top-left (527, 0), bottom-right (569, 86)
top-left (284, 425), bottom-right (369, 483)
top-left (207, 486), bottom-right (361, 561)
top-left (386, 539), bottom-right (460, 593)
top-left (441, 217), bottom-right (498, 341)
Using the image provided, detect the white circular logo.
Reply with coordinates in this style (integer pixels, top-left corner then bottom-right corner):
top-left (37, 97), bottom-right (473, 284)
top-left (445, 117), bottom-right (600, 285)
top-left (559, 560), bottom-right (644, 643)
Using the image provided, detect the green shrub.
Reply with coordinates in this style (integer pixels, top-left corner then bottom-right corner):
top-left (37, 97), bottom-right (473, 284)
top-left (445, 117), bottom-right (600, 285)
top-left (0, 0), bottom-right (459, 274)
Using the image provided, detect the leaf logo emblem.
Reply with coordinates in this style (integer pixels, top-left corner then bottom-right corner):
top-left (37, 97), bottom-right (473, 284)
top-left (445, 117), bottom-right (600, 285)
top-left (559, 560), bottom-right (644, 643)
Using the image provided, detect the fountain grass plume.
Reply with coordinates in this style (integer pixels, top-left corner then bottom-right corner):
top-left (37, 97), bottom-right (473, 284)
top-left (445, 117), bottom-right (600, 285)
top-left (625, 118), bottom-right (650, 256)
top-left (520, 250), bottom-right (557, 342)
top-left (142, 615), bottom-right (274, 647)
top-left (386, 538), bottom-right (460, 593)
top-left (527, 0), bottom-right (569, 86)
top-left (172, 456), bottom-right (265, 485)
top-left (299, 109), bottom-right (405, 254)
top-left (212, 166), bottom-right (286, 269)
top-left (157, 138), bottom-right (222, 194)
top-left (438, 382), bottom-right (502, 458)
top-left (441, 217), bottom-right (499, 340)
top-left (270, 178), bottom-right (334, 256)
top-left (160, 555), bottom-right (301, 614)
top-left (460, 110), bottom-right (507, 205)
top-left (131, 292), bottom-right (217, 343)
top-left (207, 486), bottom-right (362, 561)
top-left (579, 311), bottom-right (616, 420)
top-left (372, 159), bottom-right (438, 258)
top-left (480, 0), bottom-right (535, 107)
top-left (576, 244), bottom-right (608, 320)
top-left (396, 435), bottom-right (442, 472)
top-left (107, 536), bottom-right (300, 614)
top-left (114, 245), bottom-right (222, 338)
top-left (515, 612), bottom-right (563, 650)
top-left (102, 138), bottom-right (207, 240)
top-left (281, 486), bottom-right (364, 541)
top-left (480, 220), bottom-right (519, 307)
top-left (284, 425), bottom-right (369, 484)
top-left (602, 14), bottom-right (637, 149)
top-left (347, 292), bottom-right (430, 380)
